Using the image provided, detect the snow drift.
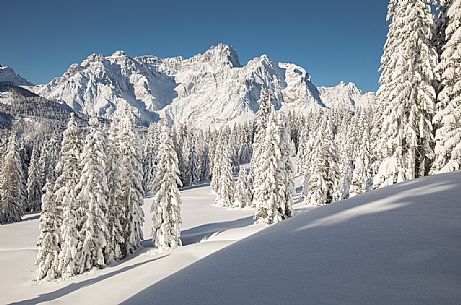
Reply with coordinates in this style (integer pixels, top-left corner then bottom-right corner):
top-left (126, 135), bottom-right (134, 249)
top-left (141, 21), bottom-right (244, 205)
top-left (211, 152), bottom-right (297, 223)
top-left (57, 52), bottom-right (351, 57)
top-left (123, 172), bottom-right (461, 305)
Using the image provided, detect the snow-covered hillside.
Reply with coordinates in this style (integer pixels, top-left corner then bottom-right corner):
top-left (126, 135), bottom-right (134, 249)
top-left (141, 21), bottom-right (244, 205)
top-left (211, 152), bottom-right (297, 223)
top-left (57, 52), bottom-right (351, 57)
top-left (123, 172), bottom-right (461, 305)
top-left (34, 44), bottom-right (371, 127)
top-left (319, 81), bottom-right (375, 110)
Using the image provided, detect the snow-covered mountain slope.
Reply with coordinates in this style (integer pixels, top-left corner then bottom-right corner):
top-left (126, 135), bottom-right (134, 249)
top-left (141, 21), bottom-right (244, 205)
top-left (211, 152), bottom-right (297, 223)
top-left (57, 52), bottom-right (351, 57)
top-left (123, 172), bottom-right (461, 305)
top-left (34, 44), bottom-right (327, 127)
top-left (319, 81), bottom-right (375, 110)
top-left (0, 65), bottom-right (33, 86)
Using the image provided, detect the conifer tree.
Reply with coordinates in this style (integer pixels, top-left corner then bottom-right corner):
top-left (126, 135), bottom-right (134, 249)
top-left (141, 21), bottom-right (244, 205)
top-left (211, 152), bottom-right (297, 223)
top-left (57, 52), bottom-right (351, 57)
top-left (17, 140), bottom-right (29, 206)
top-left (105, 114), bottom-right (126, 262)
top-left (254, 108), bottom-right (289, 224)
top-left (118, 108), bottom-right (145, 256)
top-left (251, 91), bottom-right (272, 173)
top-left (304, 119), bottom-right (340, 206)
top-left (36, 182), bottom-right (61, 281)
top-left (210, 131), bottom-right (224, 193)
top-left (215, 142), bottom-right (235, 208)
top-left (151, 121), bottom-right (182, 250)
top-left (234, 167), bottom-right (251, 208)
top-left (76, 116), bottom-right (109, 272)
top-left (55, 115), bottom-right (83, 277)
top-left (373, 0), bottom-right (437, 188)
top-left (0, 134), bottom-right (25, 224)
top-left (26, 145), bottom-right (44, 212)
top-left (143, 123), bottom-right (159, 194)
top-left (278, 113), bottom-right (294, 218)
top-left (431, 0), bottom-right (461, 173)
top-left (350, 127), bottom-right (373, 197)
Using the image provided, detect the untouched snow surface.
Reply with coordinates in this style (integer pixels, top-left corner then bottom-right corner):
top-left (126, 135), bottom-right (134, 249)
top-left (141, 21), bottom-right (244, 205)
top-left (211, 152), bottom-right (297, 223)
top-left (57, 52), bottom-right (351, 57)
top-left (123, 172), bottom-right (461, 305)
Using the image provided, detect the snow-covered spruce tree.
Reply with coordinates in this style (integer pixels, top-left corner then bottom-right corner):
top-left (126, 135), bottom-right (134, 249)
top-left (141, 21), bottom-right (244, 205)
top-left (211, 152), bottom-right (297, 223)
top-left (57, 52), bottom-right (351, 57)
top-left (39, 134), bottom-right (62, 184)
top-left (215, 142), bottom-right (235, 208)
top-left (36, 182), bottom-right (61, 281)
top-left (296, 123), bottom-right (310, 175)
top-left (151, 120), bottom-right (182, 250)
top-left (17, 140), bottom-right (29, 207)
top-left (373, 0), bottom-right (437, 188)
top-left (26, 145), bottom-right (44, 212)
top-left (304, 118), bottom-right (340, 206)
top-left (433, 0), bottom-right (452, 59)
top-left (210, 131), bottom-right (224, 193)
top-left (118, 108), bottom-right (145, 256)
top-left (76, 116), bottom-right (109, 272)
top-left (104, 114), bottom-right (125, 262)
top-left (350, 123), bottom-right (373, 198)
top-left (143, 123), bottom-right (159, 194)
top-left (253, 107), bottom-right (289, 224)
top-left (251, 91), bottom-right (272, 171)
top-left (250, 91), bottom-right (273, 205)
top-left (278, 113), bottom-right (294, 218)
top-left (196, 130), bottom-right (211, 182)
top-left (54, 115), bottom-right (83, 277)
top-left (0, 134), bottom-right (25, 224)
top-left (431, 0), bottom-right (461, 173)
top-left (186, 133), bottom-right (200, 185)
top-left (234, 167), bottom-right (252, 208)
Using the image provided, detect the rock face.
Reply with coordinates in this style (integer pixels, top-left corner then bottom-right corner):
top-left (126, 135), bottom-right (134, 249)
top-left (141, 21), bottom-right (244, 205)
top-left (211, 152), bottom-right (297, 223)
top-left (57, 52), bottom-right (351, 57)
top-left (0, 65), bottom-right (33, 87)
top-left (319, 81), bottom-right (375, 110)
top-left (34, 44), bottom-right (373, 127)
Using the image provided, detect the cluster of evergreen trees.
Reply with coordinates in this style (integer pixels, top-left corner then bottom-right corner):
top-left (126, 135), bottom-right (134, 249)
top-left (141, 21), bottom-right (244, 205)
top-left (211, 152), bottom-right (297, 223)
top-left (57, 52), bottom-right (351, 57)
top-left (36, 108), bottom-right (146, 280)
top-left (34, 106), bottom-right (184, 281)
top-left (374, 0), bottom-right (461, 183)
top-left (0, 123), bottom-right (62, 224)
top-left (296, 0), bottom-right (461, 205)
top-left (208, 92), bottom-right (295, 224)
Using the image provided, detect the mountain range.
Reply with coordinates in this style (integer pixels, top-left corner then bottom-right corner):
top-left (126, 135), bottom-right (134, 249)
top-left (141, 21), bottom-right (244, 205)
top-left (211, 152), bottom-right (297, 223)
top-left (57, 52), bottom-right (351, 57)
top-left (2, 44), bottom-right (375, 127)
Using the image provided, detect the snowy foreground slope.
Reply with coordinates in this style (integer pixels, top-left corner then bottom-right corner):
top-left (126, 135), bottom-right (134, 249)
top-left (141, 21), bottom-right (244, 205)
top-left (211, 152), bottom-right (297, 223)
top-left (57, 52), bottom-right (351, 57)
top-left (123, 172), bottom-right (461, 305)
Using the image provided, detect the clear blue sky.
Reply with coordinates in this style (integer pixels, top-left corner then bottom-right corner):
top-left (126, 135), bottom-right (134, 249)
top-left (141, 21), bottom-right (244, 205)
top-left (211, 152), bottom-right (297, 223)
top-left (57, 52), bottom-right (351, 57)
top-left (0, 0), bottom-right (389, 92)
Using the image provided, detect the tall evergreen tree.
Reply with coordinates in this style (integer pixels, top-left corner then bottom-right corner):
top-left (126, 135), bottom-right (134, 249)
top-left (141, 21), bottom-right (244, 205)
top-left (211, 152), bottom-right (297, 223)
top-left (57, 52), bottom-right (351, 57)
top-left (278, 113), bottom-right (294, 218)
top-left (36, 182), bottom-right (61, 281)
top-left (431, 0), bottom-right (461, 173)
top-left (253, 108), bottom-right (289, 224)
top-left (55, 115), bottom-right (83, 277)
top-left (304, 119), bottom-right (340, 206)
top-left (143, 123), bottom-right (159, 194)
top-left (215, 142), bottom-right (235, 208)
top-left (76, 116), bottom-right (110, 272)
top-left (118, 108), bottom-right (145, 256)
top-left (0, 134), bottom-right (25, 224)
top-left (234, 167), bottom-right (252, 208)
top-left (105, 114), bottom-right (126, 262)
top-left (210, 131), bottom-right (224, 193)
top-left (151, 121), bottom-right (182, 250)
top-left (350, 126), bottom-right (373, 197)
top-left (373, 0), bottom-right (437, 188)
top-left (251, 91), bottom-right (272, 172)
top-left (26, 145), bottom-right (44, 212)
